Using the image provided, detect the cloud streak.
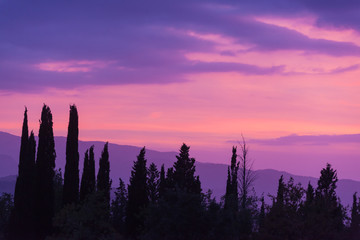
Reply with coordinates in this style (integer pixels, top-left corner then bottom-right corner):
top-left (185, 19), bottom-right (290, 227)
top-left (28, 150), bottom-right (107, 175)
top-left (238, 134), bottom-right (360, 146)
top-left (1, 0), bottom-right (360, 90)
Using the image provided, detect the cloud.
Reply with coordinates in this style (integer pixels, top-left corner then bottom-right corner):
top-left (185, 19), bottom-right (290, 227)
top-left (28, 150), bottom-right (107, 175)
top-left (1, 0), bottom-right (360, 91)
top-left (230, 134), bottom-right (360, 146)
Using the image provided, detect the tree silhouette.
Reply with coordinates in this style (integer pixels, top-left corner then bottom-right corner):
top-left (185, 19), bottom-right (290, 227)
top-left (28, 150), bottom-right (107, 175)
top-left (350, 192), bottom-right (360, 238)
top-left (126, 147), bottom-right (148, 238)
top-left (80, 146), bottom-right (96, 202)
top-left (238, 136), bottom-right (256, 238)
top-left (97, 142), bottom-right (111, 215)
top-left (35, 104), bottom-right (56, 239)
top-left (147, 163), bottom-right (160, 204)
top-left (172, 143), bottom-right (201, 194)
top-left (224, 146), bottom-right (239, 211)
top-left (158, 164), bottom-right (166, 199)
top-left (8, 109), bottom-right (37, 239)
top-left (63, 105), bottom-right (79, 206)
top-left (111, 178), bottom-right (127, 235)
top-left (313, 163), bottom-right (344, 240)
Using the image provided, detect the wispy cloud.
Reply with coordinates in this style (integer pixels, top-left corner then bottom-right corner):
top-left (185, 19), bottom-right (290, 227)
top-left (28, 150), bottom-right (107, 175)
top-left (228, 134), bottom-right (360, 146)
top-left (1, 0), bottom-right (360, 90)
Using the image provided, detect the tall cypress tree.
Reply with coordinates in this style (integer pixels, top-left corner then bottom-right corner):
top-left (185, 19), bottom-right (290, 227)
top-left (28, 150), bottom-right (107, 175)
top-left (63, 105), bottom-right (79, 205)
top-left (89, 146), bottom-right (96, 194)
top-left (35, 104), bottom-right (56, 238)
top-left (80, 150), bottom-right (89, 202)
top-left (10, 108), bottom-right (37, 238)
top-left (224, 146), bottom-right (239, 211)
top-left (126, 147), bottom-right (148, 238)
top-left (80, 146), bottom-right (96, 202)
top-left (97, 142), bottom-right (111, 211)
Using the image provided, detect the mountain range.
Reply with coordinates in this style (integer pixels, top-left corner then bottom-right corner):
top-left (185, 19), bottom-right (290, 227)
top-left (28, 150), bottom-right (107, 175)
top-left (0, 131), bottom-right (359, 207)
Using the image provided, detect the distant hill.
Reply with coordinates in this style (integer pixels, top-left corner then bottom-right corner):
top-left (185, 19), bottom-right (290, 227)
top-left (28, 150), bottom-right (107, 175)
top-left (0, 131), bottom-right (359, 207)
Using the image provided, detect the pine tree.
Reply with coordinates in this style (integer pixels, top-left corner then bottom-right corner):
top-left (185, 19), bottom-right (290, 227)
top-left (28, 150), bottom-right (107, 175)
top-left (350, 192), bottom-right (360, 237)
top-left (147, 163), bottom-right (160, 203)
top-left (313, 163), bottom-right (344, 240)
top-left (35, 104), bottom-right (56, 238)
top-left (302, 182), bottom-right (316, 239)
top-left (97, 142), bottom-right (111, 212)
top-left (80, 146), bottom-right (96, 202)
top-left (111, 178), bottom-right (127, 235)
top-left (63, 105), bottom-right (79, 206)
top-left (141, 144), bottom-right (204, 240)
top-left (126, 147), bottom-right (148, 238)
top-left (172, 143), bottom-right (201, 194)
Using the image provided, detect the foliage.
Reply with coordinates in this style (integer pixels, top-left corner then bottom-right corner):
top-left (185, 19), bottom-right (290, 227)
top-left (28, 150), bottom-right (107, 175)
top-left (0, 193), bottom-right (13, 233)
top-left (126, 147), bottom-right (148, 238)
top-left (97, 142), bottom-right (112, 215)
top-left (8, 109), bottom-right (37, 239)
top-left (147, 163), bottom-right (159, 204)
top-left (111, 178), bottom-right (128, 235)
top-left (63, 105), bottom-right (80, 206)
top-left (49, 192), bottom-right (121, 240)
top-left (80, 146), bottom-right (96, 202)
top-left (35, 104), bottom-right (56, 239)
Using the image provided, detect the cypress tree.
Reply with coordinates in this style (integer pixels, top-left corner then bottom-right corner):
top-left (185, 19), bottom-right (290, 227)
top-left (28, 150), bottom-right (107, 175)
top-left (27, 131), bottom-right (36, 225)
top-left (126, 147), bottom-right (148, 238)
top-left (63, 105), bottom-right (79, 205)
top-left (88, 146), bottom-right (96, 194)
top-left (10, 108), bottom-right (36, 238)
top-left (224, 146), bottom-right (239, 211)
top-left (35, 104), bottom-right (56, 238)
top-left (276, 175), bottom-right (285, 208)
top-left (97, 142), bottom-right (111, 211)
top-left (80, 146), bottom-right (96, 202)
top-left (80, 150), bottom-right (89, 202)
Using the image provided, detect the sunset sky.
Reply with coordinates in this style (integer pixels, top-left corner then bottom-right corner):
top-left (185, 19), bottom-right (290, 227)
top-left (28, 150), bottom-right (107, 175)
top-left (0, 0), bottom-right (359, 179)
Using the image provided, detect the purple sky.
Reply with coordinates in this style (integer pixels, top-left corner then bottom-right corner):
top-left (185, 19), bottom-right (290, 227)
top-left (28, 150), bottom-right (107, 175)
top-left (0, 0), bottom-right (359, 179)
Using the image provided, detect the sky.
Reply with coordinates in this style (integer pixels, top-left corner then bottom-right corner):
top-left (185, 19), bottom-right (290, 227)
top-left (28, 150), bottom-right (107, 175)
top-left (0, 0), bottom-right (359, 179)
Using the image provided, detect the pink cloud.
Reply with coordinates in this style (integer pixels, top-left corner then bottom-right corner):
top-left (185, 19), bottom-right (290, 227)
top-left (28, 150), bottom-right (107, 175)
top-left (35, 60), bottom-right (112, 73)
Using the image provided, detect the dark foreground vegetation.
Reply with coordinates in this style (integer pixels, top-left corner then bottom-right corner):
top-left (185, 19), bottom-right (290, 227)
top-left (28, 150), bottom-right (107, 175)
top-left (0, 104), bottom-right (359, 240)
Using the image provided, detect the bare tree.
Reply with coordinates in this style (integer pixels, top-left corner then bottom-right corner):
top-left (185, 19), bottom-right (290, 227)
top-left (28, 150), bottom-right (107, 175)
top-left (238, 135), bottom-right (256, 209)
